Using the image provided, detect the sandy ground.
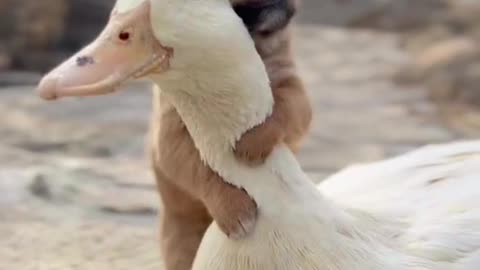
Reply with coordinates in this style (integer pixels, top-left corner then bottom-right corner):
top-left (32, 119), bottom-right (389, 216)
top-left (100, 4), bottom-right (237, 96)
top-left (0, 9), bottom-right (473, 269)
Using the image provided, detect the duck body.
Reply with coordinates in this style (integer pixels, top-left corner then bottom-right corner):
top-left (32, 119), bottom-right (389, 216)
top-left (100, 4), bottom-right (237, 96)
top-left (34, 0), bottom-right (480, 269)
top-left (319, 141), bottom-right (480, 269)
top-left (149, 2), bottom-right (480, 267)
top-left (192, 141), bottom-right (480, 270)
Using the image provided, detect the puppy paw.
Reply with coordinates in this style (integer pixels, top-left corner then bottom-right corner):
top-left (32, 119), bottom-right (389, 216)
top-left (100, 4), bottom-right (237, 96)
top-left (206, 183), bottom-right (258, 239)
top-left (234, 119), bottom-right (283, 166)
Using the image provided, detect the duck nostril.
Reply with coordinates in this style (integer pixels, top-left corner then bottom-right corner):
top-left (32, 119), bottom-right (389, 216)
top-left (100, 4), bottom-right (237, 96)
top-left (119, 31), bottom-right (131, 41)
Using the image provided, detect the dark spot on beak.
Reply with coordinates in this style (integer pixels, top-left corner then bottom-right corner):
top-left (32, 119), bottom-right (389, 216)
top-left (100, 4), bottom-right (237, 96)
top-left (76, 56), bottom-right (95, 67)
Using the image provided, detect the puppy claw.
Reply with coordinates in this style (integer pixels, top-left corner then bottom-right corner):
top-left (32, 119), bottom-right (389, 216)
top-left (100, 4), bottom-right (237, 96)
top-left (207, 185), bottom-right (258, 240)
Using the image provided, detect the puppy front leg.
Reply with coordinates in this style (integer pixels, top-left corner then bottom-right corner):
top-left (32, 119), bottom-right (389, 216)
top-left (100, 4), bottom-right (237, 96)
top-left (155, 169), bottom-right (211, 270)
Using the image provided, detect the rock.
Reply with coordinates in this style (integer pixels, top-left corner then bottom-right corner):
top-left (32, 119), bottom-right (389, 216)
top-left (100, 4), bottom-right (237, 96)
top-left (399, 25), bottom-right (456, 54)
top-left (461, 64), bottom-right (480, 107)
top-left (395, 37), bottom-right (479, 83)
top-left (13, 0), bottom-right (67, 49)
top-left (396, 37), bottom-right (480, 136)
top-left (0, 0), bottom-right (115, 73)
top-left (99, 205), bottom-right (157, 216)
top-left (0, 0), bottom-right (67, 71)
top-left (297, 0), bottom-right (450, 31)
top-left (392, 0), bottom-right (480, 136)
top-left (0, 71), bottom-right (42, 86)
top-left (0, 51), bottom-right (11, 71)
top-left (61, 0), bottom-right (115, 51)
top-left (299, 0), bottom-right (479, 33)
top-left (4, 0), bottom-right (65, 47)
top-left (29, 174), bottom-right (52, 200)
top-left (427, 60), bottom-right (480, 107)
top-left (297, 0), bottom-right (386, 26)
top-left (348, 0), bottom-right (449, 31)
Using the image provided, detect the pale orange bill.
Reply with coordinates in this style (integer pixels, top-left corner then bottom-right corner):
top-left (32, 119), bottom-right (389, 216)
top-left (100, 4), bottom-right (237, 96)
top-left (36, 1), bottom-right (172, 100)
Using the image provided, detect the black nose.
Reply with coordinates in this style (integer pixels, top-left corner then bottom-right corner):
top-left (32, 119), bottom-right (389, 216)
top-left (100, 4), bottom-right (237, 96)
top-left (233, 0), bottom-right (296, 37)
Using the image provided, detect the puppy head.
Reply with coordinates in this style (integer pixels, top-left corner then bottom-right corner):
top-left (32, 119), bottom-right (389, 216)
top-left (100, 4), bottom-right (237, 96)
top-left (232, 0), bottom-right (298, 36)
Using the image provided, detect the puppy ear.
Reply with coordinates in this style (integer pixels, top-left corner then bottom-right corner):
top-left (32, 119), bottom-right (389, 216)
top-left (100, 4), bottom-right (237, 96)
top-left (233, 0), bottom-right (297, 36)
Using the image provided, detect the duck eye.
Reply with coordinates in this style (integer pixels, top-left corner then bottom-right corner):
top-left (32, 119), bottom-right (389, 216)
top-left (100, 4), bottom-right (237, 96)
top-left (118, 31), bottom-right (131, 41)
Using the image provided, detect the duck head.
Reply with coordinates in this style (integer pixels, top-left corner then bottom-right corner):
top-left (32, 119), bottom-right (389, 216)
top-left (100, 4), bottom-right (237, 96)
top-left (36, 0), bottom-right (273, 167)
top-left (37, 0), bottom-right (164, 99)
top-left (37, 0), bottom-right (253, 100)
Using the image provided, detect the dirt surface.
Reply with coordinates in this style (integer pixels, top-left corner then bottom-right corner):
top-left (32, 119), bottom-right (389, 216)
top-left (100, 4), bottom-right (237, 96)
top-left (1, 2), bottom-right (478, 269)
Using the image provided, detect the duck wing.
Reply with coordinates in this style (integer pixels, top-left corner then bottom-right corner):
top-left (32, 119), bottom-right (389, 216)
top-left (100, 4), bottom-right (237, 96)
top-left (317, 141), bottom-right (480, 268)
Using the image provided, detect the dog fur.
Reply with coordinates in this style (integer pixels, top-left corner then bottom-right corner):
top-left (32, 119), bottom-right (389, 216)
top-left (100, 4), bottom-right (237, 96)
top-left (149, 0), bottom-right (311, 269)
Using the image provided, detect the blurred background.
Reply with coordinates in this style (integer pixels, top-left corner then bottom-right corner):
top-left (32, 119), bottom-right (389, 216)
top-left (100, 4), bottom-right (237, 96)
top-left (1, 0), bottom-right (479, 268)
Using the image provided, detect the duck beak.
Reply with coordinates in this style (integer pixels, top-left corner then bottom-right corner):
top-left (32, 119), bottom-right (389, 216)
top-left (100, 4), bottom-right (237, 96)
top-left (36, 1), bottom-right (172, 100)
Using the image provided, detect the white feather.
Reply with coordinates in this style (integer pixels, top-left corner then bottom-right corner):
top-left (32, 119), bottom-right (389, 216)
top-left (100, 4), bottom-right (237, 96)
top-left (140, 0), bottom-right (480, 269)
top-left (319, 141), bottom-right (480, 268)
top-left (115, 0), bottom-right (146, 13)
top-left (190, 141), bottom-right (480, 270)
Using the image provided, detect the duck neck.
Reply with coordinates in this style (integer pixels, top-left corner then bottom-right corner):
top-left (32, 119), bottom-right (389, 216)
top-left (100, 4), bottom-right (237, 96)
top-left (153, 62), bottom-right (274, 176)
top-left (151, 57), bottom-right (413, 270)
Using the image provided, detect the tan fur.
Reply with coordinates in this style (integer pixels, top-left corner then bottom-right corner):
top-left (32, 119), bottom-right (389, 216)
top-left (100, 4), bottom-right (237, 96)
top-left (149, 18), bottom-right (312, 270)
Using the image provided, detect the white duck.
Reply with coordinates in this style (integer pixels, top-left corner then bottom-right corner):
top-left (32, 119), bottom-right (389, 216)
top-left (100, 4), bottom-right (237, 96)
top-left (36, 0), bottom-right (480, 269)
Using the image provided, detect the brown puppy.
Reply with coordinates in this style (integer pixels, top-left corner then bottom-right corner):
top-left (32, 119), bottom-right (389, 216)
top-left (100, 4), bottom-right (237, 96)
top-left (150, 0), bottom-right (312, 269)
